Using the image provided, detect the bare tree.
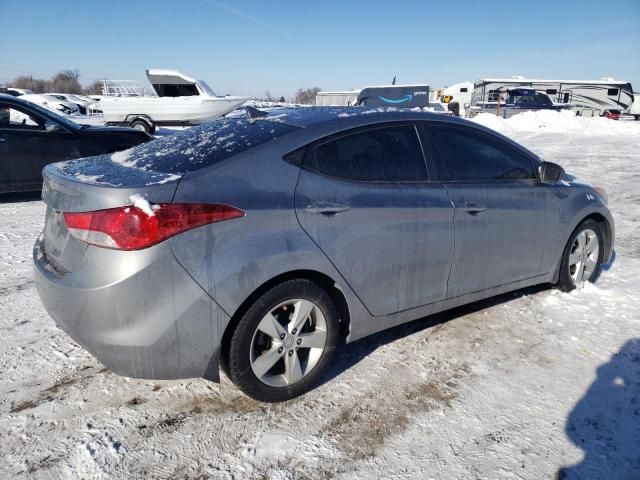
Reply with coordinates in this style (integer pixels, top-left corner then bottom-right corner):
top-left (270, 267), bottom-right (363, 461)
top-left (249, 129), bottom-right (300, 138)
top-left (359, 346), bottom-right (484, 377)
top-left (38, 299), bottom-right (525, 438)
top-left (87, 80), bottom-right (104, 95)
top-left (294, 87), bottom-right (321, 105)
top-left (264, 90), bottom-right (275, 102)
top-left (51, 70), bottom-right (82, 93)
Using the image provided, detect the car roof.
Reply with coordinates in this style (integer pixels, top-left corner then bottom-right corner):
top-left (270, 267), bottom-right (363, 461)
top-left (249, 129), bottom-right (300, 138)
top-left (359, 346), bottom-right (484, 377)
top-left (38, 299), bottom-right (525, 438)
top-left (257, 106), bottom-right (460, 129)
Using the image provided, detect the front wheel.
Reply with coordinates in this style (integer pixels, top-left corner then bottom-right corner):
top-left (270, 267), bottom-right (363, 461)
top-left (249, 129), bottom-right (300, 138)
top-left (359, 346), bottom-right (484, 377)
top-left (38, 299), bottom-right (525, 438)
top-left (227, 279), bottom-right (339, 402)
top-left (558, 220), bottom-right (604, 291)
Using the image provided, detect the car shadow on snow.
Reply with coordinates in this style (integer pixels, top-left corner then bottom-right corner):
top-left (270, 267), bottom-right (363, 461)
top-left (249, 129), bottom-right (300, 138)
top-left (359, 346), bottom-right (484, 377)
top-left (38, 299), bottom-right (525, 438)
top-left (557, 338), bottom-right (640, 480)
top-left (318, 284), bottom-right (549, 388)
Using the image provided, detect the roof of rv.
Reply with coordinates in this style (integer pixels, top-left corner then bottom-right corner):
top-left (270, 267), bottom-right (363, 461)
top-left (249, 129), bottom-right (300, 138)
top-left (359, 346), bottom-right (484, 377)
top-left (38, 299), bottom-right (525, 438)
top-left (478, 78), bottom-right (630, 85)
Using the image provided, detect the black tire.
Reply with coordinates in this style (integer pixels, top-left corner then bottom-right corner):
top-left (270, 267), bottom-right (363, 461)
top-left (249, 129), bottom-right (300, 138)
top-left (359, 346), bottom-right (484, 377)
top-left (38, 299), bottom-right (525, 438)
top-left (558, 219), bottom-right (604, 292)
top-left (129, 119), bottom-right (155, 134)
top-left (227, 279), bottom-right (339, 402)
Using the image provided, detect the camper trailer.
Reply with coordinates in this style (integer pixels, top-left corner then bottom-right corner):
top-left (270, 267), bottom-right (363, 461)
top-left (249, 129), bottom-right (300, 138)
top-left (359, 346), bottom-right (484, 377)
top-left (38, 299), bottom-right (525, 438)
top-left (315, 90), bottom-right (361, 106)
top-left (470, 77), bottom-right (634, 117)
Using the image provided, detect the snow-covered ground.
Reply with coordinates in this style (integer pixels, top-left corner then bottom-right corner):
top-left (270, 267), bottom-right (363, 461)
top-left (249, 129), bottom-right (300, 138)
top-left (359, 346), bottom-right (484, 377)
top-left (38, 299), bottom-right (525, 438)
top-left (0, 112), bottom-right (639, 479)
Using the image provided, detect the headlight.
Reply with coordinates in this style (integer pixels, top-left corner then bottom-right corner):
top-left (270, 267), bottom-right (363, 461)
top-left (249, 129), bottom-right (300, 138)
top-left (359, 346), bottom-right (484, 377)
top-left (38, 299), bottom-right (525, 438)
top-left (593, 186), bottom-right (608, 205)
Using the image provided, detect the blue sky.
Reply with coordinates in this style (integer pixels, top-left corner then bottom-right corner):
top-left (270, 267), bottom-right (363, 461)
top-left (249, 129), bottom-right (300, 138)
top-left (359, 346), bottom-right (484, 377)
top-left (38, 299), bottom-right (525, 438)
top-left (1, 0), bottom-right (639, 98)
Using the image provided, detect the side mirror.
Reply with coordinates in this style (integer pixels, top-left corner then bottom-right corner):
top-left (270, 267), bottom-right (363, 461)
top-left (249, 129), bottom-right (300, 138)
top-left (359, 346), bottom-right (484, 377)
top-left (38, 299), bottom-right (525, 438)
top-left (539, 161), bottom-right (565, 184)
top-left (45, 122), bottom-right (61, 132)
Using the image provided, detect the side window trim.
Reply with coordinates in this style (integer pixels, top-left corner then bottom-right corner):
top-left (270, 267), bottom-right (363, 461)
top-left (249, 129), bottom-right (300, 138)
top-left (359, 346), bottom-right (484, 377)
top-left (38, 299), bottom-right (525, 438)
top-left (301, 122), bottom-right (432, 184)
top-left (423, 122), bottom-right (539, 184)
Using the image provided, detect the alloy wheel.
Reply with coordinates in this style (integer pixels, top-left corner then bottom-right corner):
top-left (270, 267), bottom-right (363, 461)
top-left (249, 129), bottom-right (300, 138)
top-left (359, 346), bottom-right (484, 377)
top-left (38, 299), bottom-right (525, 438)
top-left (568, 228), bottom-right (600, 286)
top-left (249, 299), bottom-right (327, 387)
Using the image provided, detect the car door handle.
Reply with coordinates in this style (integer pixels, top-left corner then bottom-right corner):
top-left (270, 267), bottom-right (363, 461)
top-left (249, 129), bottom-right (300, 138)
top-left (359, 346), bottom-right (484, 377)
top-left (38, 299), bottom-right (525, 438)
top-left (0, 138), bottom-right (6, 143)
top-left (304, 203), bottom-right (351, 216)
top-left (460, 203), bottom-right (488, 215)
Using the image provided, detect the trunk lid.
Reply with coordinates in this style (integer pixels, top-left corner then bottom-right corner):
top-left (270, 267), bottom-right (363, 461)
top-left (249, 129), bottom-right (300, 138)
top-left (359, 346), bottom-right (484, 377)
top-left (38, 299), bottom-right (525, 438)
top-left (40, 157), bottom-right (181, 274)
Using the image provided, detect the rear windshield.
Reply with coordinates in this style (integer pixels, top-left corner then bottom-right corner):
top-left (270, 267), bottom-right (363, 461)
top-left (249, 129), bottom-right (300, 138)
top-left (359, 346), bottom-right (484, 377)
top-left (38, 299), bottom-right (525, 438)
top-left (111, 118), bottom-right (300, 174)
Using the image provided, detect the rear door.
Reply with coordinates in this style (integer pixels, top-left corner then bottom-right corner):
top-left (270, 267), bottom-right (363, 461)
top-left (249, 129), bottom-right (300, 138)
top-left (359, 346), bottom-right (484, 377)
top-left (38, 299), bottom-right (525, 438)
top-left (295, 123), bottom-right (454, 317)
top-left (0, 101), bottom-right (47, 192)
top-left (422, 123), bottom-right (559, 298)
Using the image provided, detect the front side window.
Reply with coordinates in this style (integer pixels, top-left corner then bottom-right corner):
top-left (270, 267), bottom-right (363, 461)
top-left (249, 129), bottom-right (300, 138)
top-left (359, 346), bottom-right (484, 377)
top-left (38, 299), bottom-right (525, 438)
top-left (429, 125), bottom-right (536, 182)
top-left (307, 125), bottom-right (428, 182)
top-left (0, 103), bottom-right (42, 129)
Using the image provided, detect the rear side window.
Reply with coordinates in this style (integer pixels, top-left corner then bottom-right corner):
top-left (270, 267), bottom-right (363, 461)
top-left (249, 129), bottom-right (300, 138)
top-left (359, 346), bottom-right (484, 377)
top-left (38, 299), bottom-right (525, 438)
top-left (306, 125), bottom-right (428, 182)
top-left (428, 125), bottom-right (536, 181)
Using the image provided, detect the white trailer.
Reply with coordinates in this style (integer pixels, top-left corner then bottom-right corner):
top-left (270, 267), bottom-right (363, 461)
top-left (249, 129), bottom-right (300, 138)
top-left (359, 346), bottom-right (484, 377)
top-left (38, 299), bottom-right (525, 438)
top-left (471, 77), bottom-right (634, 117)
top-left (315, 90), bottom-right (360, 106)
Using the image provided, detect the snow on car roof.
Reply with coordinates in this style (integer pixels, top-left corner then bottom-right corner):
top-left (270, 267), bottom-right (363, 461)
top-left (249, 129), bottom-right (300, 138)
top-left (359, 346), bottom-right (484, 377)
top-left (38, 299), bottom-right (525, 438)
top-left (256, 106), bottom-right (441, 128)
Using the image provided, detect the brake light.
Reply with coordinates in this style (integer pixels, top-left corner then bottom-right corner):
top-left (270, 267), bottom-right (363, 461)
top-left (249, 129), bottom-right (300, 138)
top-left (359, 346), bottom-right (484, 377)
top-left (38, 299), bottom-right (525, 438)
top-left (64, 203), bottom-right (244, 250)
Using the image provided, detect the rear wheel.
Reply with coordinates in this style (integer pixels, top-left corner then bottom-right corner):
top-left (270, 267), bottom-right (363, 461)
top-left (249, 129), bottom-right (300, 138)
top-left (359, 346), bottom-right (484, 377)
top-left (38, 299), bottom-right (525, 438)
top-left (227, 279), bottom-right (339, 402)
top-left (558, 220), bottom-right (604, 291)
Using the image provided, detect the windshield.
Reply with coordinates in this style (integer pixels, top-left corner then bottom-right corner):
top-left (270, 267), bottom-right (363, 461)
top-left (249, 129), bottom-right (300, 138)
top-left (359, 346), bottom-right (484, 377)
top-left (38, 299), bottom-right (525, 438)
top-left (198, 80), bottom-right (217, 97)
top-left (20, 99), bottom-right (80, 130)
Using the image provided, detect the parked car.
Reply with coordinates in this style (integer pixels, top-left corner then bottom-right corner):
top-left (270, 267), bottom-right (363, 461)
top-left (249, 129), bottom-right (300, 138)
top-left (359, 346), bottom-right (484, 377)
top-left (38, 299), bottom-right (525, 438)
top-left (19, 93), bottom-right (80, 115)
top-left (604, 110), bottom-right (621, 120)
top-left (47, 93), bottom-right (102, 115)
top-left (6, 87), bottom-right (34, 97)
top-left (0, 94), bottom-right (153, 193)
top-left (33, 107), bottom-right (614, 402)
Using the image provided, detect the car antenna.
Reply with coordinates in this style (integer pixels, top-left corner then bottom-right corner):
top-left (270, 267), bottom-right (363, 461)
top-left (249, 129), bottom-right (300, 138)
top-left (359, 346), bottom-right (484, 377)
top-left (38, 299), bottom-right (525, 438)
top-left (245, 105), bottom-right (269, 121)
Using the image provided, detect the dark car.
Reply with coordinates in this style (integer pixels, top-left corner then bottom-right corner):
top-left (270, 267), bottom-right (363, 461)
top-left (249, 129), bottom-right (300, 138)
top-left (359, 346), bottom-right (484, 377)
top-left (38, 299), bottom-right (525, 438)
top-left (0, 94), bottom-right (153, 193)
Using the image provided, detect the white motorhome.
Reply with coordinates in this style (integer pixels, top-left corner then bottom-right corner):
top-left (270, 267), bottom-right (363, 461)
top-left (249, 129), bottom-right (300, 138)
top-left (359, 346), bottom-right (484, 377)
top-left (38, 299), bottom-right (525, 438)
top-left (315, 90), bottom-right (361, 106)
top-left (439, 81), bottom-right (473, 116)
top-left (471, 76), bottom-right (634, 117)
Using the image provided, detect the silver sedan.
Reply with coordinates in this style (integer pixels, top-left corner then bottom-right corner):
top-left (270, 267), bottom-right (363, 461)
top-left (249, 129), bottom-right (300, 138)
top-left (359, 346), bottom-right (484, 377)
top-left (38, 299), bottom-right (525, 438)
top-left (34, 107), bottom-right (614, 402)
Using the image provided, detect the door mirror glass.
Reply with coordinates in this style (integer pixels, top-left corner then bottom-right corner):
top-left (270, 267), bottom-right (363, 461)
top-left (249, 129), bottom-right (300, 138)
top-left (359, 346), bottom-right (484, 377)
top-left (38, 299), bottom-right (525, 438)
top-left (539, 161), bottom-right (565, 184)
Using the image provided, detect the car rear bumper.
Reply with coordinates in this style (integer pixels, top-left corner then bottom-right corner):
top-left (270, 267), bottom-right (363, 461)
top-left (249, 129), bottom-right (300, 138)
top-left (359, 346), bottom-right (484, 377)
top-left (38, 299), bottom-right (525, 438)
top-left (33, 234), bottom-right (228, 382)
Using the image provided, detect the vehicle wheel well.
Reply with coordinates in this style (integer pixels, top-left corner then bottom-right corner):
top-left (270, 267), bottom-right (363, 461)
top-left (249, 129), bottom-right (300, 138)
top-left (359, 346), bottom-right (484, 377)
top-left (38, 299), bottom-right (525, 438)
top-left (219, 270), bottom-right (351, 375)
top-left (580, 213), bottom-right (611, 257)
top-left (553, 212), bottom-right (611, 285)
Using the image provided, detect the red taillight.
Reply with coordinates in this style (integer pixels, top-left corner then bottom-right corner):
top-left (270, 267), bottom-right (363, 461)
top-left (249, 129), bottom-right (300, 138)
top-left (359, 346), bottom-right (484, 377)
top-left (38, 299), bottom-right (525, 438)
top-left (64, 203), bottom-right (245, 250)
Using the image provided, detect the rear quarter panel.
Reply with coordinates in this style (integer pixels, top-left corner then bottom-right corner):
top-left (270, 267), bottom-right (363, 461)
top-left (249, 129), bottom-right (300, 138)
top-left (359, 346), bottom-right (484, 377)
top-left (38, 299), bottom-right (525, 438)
top-left (169, 140), bottom-right (371, 338)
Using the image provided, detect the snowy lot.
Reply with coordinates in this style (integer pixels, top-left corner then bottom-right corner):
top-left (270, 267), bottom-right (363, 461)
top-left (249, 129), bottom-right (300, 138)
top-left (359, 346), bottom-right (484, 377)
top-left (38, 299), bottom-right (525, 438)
top-left (1, 113), bottom-right (639, 479)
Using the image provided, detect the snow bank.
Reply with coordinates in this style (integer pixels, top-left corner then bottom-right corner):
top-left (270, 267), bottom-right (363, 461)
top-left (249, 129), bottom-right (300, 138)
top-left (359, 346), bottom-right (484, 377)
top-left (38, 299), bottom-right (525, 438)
top-left (471, 110), bottom-right (640, 136)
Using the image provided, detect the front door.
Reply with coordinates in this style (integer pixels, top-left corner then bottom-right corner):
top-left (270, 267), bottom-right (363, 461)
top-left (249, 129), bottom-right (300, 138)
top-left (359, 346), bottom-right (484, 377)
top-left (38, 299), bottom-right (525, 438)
top-left (0, 102), bottom-right (47, 192)
top-left (424, 123), bottom-right (559, 298)
top-left (295, 123), bottom-right (455, 317)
